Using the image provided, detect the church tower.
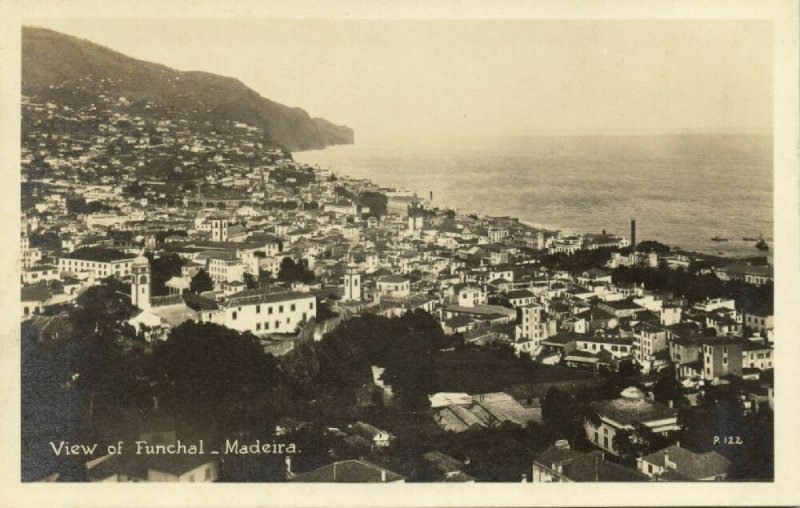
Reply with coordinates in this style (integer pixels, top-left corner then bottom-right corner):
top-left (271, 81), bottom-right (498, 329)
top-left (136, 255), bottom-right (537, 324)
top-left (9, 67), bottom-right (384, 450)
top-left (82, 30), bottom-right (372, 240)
top-left (131, 252), bottom-right (151, 310)
top-left (211, 217), bottom-right (229, 242)
top-left (343, 262), bottom-right (361, 302)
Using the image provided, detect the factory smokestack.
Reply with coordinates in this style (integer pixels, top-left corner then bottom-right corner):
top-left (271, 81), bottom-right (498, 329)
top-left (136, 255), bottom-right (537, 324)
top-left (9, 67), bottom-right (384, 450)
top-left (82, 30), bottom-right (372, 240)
top-left (631, 218), bottom-right (636, 251)
top-left (430, 190), bottom-right (433, 203)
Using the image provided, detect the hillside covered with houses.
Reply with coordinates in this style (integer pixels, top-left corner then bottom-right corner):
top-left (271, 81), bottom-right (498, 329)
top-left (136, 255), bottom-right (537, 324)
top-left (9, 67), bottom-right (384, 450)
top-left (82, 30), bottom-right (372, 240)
top-left (20, 28), bottom-right (774, 484)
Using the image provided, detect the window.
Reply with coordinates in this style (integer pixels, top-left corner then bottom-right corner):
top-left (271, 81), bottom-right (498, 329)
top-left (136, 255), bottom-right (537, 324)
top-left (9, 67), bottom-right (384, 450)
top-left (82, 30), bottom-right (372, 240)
top-left (309, 302), bottom-right (314, 310)
top-left (275, 321), bottom-right (279, 328)
top-left (256, 305), bottom-right (261, 314)
top-left (256, 323), bottom-right (261, 331)
top-left (232, 311), bottom-right (238, 320)
top-left (291, 304), bottom-right (296, 311)
top-left (268, 306), bottom-right (273, 315)
top-left (279, 305), bottom-right (284, 313)
top-left (723, 358), bottom-right (727, 365)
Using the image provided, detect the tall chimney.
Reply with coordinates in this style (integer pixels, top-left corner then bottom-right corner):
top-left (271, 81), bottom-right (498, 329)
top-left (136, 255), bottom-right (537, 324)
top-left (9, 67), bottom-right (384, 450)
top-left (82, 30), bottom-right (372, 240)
top-left (631, 218), bottom-right (636, 250)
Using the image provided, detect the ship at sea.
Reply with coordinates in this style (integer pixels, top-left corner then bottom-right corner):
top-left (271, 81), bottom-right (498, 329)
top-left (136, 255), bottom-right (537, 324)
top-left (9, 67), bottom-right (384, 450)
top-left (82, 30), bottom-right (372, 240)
top-left (710, 236), bottom-right (728, 242)
top-left (755, 236), bottom-right (769, 251)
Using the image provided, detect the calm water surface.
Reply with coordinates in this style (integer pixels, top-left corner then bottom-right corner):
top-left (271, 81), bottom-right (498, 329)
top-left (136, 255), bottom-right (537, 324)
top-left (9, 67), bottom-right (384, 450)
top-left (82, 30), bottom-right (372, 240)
top-left (295, 135), bottom-right (773, 258)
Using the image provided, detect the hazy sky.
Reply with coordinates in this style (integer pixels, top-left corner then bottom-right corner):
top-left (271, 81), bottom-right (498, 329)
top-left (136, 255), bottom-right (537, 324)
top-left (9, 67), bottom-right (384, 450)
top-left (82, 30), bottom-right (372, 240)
top-left (30, 19), bottom-right (772, 143)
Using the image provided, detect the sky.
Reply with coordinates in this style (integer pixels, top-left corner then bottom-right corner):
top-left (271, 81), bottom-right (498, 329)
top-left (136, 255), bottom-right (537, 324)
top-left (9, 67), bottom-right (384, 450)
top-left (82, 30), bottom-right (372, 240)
top-left (29, 19), bottom-right (773, 144)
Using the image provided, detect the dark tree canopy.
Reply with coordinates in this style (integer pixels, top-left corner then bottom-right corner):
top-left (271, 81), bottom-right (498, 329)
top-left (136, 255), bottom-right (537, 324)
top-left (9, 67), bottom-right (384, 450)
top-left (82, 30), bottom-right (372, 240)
top-left (149, 322), bottom-right (280, 436)
top-left (635, 240), bottom-right (670, 253)
top-left (357, 191), bottom-right (388, 218)
top-left (277, 257), bottom-right (315, 284)
top-left (146, 252), bottom-right (186, 296)
top-left (189, 269), bottom-right (214, 293)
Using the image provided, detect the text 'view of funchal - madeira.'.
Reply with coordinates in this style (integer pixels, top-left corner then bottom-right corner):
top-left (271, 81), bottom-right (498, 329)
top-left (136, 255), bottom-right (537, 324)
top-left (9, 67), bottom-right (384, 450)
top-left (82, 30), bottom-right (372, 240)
top-left (21, 25), bottom-right (774, 483)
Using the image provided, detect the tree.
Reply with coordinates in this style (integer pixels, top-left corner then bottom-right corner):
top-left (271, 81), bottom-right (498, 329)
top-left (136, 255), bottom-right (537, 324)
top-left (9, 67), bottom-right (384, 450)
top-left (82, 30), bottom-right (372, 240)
top-left (243, 272), bottom-right (258, 289)
top-left (146, 253), bottom-right (186, 296)
top-left (616, 359), bottom-right (642, 378)
top-left (635, 240), bottom-right (670, 253)
top-left (357, 191), bottom-right (388, 217)
top-left (541, 388), bottom-right (580, 441)
top-left (190, 269), bottom-right (214, 293)
top-left (611, 423), bottom-right (668, 462)
top-left (258, 269), bottom-right (273, 284)
top-left (149, 322), bottom-right (281, 438)
top-left (277, 257), bottom-right (315, 284)
top-left (652, 367), bottom-right (684, 408)
top-left (315, 298), bottom-right (339, 322)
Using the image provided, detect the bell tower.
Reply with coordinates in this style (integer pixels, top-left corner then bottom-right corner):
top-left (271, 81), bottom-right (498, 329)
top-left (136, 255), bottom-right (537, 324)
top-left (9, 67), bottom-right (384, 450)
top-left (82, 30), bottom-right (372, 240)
top-left (131, 252), bottom-right (151, 310)
top-left (343, 262), bottom-right (361, 302)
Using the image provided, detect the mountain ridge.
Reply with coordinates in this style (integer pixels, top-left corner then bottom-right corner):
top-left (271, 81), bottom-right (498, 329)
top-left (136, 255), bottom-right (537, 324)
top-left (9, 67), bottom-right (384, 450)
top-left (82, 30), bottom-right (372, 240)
top-left (22, 26), bottom-right (354, 151)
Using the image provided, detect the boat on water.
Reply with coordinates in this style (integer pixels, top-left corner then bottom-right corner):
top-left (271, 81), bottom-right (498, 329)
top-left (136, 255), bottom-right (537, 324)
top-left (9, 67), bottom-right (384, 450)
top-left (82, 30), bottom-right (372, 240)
top-left (710, 236), bottom-right (728, 242)
top-left (755, 236), bottom-right (769, 251)
top-left (743, 236), bottom-right (758, 242)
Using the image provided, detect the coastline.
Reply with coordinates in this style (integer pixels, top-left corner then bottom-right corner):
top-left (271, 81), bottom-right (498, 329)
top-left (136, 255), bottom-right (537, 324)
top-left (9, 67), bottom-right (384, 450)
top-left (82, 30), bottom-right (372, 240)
top-left (293, 140), bottom-right (773, 263)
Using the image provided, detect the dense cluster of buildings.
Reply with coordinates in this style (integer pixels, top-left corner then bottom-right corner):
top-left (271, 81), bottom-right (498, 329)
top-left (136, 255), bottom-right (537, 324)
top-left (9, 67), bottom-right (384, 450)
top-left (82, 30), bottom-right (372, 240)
top-left (21, 90), bottom-right (774, 483)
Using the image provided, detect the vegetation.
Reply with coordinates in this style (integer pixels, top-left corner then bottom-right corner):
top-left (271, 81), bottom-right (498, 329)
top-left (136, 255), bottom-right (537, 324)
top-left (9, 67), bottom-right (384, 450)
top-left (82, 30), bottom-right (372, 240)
top-left (611, 265), bottom-right (773, 311)
top-left (66, 197), bottom-right (117, 215)
top-left (277, 257), bottom-right (315, 284)
top-left (189, 269), bottom-right (214, 293)
top-left (635, 240), bottom-right (670, 253)
top-left (677, 382), bottom-right (773, 480)
top-left (146, 253), bottom-right (185, 296)
top-left (358, 191), bottom-right (388, 217)
top-left (149, 322), bottom-right (281, 439)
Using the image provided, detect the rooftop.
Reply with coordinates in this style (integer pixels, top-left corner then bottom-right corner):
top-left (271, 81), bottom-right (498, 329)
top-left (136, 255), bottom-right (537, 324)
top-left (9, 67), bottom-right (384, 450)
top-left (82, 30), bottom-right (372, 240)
top-left (291, 460), bottom-right (404, 483)
top-left (590, 387), bottom-right (677, 425)
top-left (641, 445), bottom-right (731, 480)
top-left (62, 247), bottom-right (135, 263)
top-left (223, 287), bottom-right (313, 308)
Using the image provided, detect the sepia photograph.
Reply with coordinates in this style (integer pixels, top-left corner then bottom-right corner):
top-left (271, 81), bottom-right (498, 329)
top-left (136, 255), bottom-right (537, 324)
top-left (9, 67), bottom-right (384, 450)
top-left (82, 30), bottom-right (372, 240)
top-left (3, 0), bottom-right (800, 506)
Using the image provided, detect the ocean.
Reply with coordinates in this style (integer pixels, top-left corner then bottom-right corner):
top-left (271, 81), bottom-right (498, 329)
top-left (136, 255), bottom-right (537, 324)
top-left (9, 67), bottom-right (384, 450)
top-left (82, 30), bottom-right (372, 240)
top-left (294, 134), bottom-right (773, 258)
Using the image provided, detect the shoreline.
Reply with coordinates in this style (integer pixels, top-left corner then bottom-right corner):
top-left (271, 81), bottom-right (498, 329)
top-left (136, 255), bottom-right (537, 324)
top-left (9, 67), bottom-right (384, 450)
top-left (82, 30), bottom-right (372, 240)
top-left (293, 147), bottom-right (772, 264)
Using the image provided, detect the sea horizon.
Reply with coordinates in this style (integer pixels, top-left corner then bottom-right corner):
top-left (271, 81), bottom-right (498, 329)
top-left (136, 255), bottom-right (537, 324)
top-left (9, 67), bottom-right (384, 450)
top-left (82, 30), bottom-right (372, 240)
top-left (295, 133), bottom-right (773, 258)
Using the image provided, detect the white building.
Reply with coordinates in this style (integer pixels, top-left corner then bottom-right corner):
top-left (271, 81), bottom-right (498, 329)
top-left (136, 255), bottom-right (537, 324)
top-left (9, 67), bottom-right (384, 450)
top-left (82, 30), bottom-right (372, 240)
top-left (203, 288), bottom-right (316, 335)
top-left (59, 249), bottom-right (136, 279)
top-left (456, 285), bottom-right (486, 308)
top-left (377, 276), bottom-right (411, 298)
top-left (206, 253), bottom-right (246, 284)
top-left (585, 387), bottom-right (679, 457)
